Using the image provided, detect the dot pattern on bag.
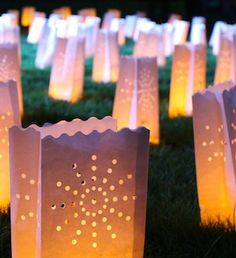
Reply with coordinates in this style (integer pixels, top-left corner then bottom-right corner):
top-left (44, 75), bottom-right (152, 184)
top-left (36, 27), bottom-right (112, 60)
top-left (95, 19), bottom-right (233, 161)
top-left (51, 155), bottom-right (136, 249)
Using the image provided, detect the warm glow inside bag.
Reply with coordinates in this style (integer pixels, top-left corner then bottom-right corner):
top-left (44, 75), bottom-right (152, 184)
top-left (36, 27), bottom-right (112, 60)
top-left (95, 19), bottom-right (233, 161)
top-left (214, 32), bottom-right (236, 84)
top-left (48, 37), bottom-right (85, 103)
top-left (0, 80), bottom-right (21, 207)
top-left (92, 29), bottom-right (119, 83)
top-left (134, 30), bottom-right (165, 66)
top-left (0, 43), bottom-right (23, 114)
top-left (113, 56), bottom-right (159, 144)
top-left (10, 117), bottom-right (149, 258)
top-left (21, 6), bottom-right (35, 27)
top-left (169, 43), bottom-right (206, 117)
top-left (193, 81), bottom-right (236, 225)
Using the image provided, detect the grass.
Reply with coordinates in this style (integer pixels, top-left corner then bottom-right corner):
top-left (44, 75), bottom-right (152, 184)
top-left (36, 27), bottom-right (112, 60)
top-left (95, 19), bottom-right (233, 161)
top-left (1, 34), bottom-right (236, 258)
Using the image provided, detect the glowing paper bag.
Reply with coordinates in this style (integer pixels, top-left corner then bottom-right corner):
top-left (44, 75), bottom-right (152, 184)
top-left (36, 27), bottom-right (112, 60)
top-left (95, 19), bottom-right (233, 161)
top-left (38, 127), bottom-right (149, 258)
top-left (168, 14), bottom-right (182, 24)
top-left (0, 80), bottom-right (20, 208)
top-left (0, 43), bottom-right (23, 114)
top-left (209, 21), bottom-right (228, 55)
top-left (1, 13), bottom-right (18, 27)
top-left (27, 17), bottom-right (47, 44)
top-left (35, 22), bottom-right (57, 69)
top-left (193, 81), bottom-right (236, 225)
top-left (173, 20), bottom-right (190, 45)
top-left (133, 18), bottom-right (155, 41)
top-left (82, 17), bottom-right (101, 57)
top-left (169, 43), bottom-right (206, 117)
top-left (110, 18), bottom-right (125, 45)
top-left (48, 37), bottom-right (85, 102)
top-left (6, 10), bottom-right (19, 26)
top-left (124, 15), bottom-right (137, 39)
top-left (190, 17), bottom-right (206, 45)
top-left (21, 6), bottom-right (35, 27)
top-left (162, 23), bottom-right (174, 57)
top-left (53, 7), bottom-right (71, 20)
top-left (92, 30), bottom-right (119, 83)
top-left (38, 128), bottom-right (148, 258)
top-left (0, 23), bottom-right (20, 47)
top-left (134, 29), bottom-right (165, 66)
top-left (214, 33), bottom-right (236, 84)
top-left (10, 117), bottom-right (117, 258)
top-left (102, 9), bottom-right (121, 30)
top-left (65, 15), bottom-right (82, 38)
top-left (113, 56), bottom-right (159, 144)
top-left (78, 8), bottom-right (97, 21)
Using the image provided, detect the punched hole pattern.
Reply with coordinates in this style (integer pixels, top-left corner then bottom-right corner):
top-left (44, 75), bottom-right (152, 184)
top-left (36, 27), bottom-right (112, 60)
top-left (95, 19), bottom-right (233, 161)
top-left (51, 154), bottom-right (135, 249)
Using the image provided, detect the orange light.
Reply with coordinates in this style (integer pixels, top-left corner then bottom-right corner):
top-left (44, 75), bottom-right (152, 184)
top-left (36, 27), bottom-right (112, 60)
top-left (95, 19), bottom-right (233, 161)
top-left (169, 43), bottom-right (206, 117)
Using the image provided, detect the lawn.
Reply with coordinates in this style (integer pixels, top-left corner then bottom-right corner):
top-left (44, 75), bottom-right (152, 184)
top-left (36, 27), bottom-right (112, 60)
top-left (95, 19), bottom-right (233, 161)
top-left (1, 34), bottom-right (236, 258)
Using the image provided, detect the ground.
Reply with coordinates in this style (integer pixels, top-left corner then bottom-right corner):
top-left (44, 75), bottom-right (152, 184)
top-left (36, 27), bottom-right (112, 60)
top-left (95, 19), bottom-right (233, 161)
top-left (0, 34), bottom-right (236, 258)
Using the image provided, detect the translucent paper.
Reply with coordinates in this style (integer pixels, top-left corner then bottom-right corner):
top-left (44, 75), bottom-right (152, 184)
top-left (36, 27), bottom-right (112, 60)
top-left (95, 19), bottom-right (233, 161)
top-left (0, 43), bottom-right (23, 114)
top-left (113, 56), bottom-right (159, 144)
top-left (49, 37), bottom-right (85, 102)
top-left (10, 117), bottom-right (149, 258)
top-left (21, 6), bottom-right (35, 27)
top-left (190, 17), bottom-right (206, 45)
top-left (35, 21), bottom-right (57, 69)
top-left (78, 8), bottom-right (97, 21)
top-left (27, 17), bottom-right (46, 44)
top-left (134, 30), bottom-right (165, 66)
top-left (0, 80), bottom-right (21, 207)
top-left (193, 81), bottom-right (236, 225)
top-left (172, 20), bottom-right (190, 45)
top-left (92, 30), bottom-right (119, 83)
top-left (169, 43), bottom-right (206, 117)
top-left (214, 32), bottom-right (236, 84)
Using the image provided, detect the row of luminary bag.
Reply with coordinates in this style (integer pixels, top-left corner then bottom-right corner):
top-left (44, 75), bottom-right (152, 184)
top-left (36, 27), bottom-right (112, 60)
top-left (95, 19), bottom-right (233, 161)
top-left (3, 79), bottom-right (236, 258)
top-left (1, 21), bottom-right (236, 120)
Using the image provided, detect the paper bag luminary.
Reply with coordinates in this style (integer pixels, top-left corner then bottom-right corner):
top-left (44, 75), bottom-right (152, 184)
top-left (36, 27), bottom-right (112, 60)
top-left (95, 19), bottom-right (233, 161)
top-left (27, 17), bottom-right (47, 44)
top-left (10, 117), bottom-right (149, 258)
top-left (78, 8), bottom-right (97, 21)
top-left (173, 20), bottom-right (190, 45)
top-left (76, 17), bottom-right (101, 58)
top-left (0, 80), bottom-right (21, 208)
top-left (84, 17), bottom-right (101, 57)
top-left (92, 30), bottom-right (119, 83)
top-left (209, 21), bottom-right (228, 55)
top-left (1, 13), bottom-right (18, 28)
top-left (192, 81), bottom-right (236, 225)
top-left (190, 17), bottom-right (206, 45)
top-left (53, 6), bottom-right (71, 20)
top-left (0, 23), bottom-right (20, 47)
top-left (102, 9), bottom-right (121, 30)
top-left (134, 30), bottom-right (166, 66)
top-left (7, 10), bottom-right (19, 26)
top-left (0, 43), bottom-right (23, 115)
top-left (162, 23), bottom-right (174, 57)
top-left (48, 37), bottom-right (85, 102)
top-left (110, 18), bottom-right (125, 46)
top-left (113, 56), bottom-right (159, 144)
top-left (21, 6), bottom-right (35, 27)
top-left (168, 14), bottom-right (182, 25)
top-left (0, 13), bottom-right (20, 46)
top-left (124, 15), bottom-right (138, 39)
top-left (35, 21), bottom-right (57, 69)
top-left (168, 43), bottom-right (206, 118)
top-left (133, 18), bottom-right (155, 42)
top-left (214, 33), bottom-right (236, 84)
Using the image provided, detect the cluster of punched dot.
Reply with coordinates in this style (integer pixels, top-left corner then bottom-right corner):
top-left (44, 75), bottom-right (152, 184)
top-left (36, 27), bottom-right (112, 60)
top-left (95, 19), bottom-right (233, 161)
top-left (52, 154), bottom-right (136, 249)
